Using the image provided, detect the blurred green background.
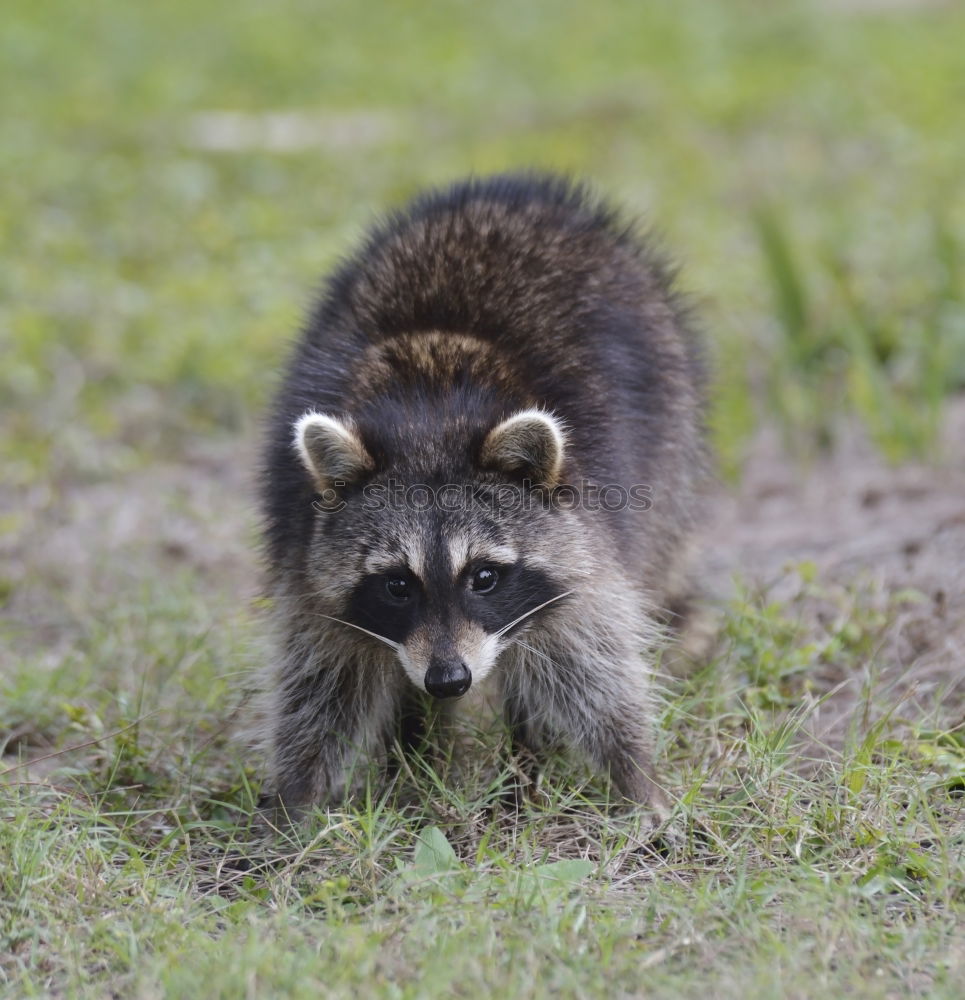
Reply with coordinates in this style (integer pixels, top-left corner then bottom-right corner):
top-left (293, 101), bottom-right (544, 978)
top-left (3, 0), bottom-right (964, 485)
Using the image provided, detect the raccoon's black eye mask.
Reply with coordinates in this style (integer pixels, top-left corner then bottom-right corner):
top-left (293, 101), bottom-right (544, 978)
top-left (463, 562), bottom-right (560, 636)
top-left (345, 560), bottom-right (563, 646)
top-left (347, 568), bottom-right (423, 644)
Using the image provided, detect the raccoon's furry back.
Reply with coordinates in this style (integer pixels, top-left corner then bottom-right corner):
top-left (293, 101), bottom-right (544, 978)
top-left (262, 173), bottom-right (705, 600)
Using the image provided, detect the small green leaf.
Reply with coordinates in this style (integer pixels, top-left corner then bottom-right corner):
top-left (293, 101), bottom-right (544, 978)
top-left (531, 859), bottom-right (595, 884)
top-left (412, 827), bottom-right (460, 874)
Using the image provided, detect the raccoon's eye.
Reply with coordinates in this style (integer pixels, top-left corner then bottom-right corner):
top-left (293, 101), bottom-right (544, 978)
top-left (470, 566), bottom-right (499, 594)
top-left (384, 577), bottom-right (411, 601)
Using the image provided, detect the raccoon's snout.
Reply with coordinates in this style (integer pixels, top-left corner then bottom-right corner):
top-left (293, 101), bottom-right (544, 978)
top-left (424, 658), bottom-right (472, 699)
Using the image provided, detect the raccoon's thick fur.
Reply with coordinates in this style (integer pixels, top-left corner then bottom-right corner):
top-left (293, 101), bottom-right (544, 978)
top-left (258, 173), bottom-right (705, 818)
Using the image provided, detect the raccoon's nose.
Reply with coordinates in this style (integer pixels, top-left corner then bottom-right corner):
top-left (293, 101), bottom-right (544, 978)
top-left (424, 658), bottom-right (472, 699)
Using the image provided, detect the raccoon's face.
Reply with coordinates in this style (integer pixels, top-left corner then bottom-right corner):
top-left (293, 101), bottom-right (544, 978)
top-left (293, 408), bottom-right (576, 698)
top-left (341, 523), bottom-right (569, 697)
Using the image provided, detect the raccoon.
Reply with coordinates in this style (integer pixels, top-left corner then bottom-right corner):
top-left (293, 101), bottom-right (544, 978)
top-left (258, 173), bottom-right (705, 819)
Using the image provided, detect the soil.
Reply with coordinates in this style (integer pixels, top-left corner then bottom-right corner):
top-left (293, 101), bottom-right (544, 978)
top-left (701, 397), bottom-right (965, 740)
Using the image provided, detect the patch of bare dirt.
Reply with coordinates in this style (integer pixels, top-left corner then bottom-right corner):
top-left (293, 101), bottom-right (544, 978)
top-left (1, 436), bottom-right (258, 632)
top-left (703, 397), bottom-right (965, 737)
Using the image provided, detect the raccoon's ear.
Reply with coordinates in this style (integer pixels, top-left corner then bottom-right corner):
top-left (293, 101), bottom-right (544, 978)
top-left (293, 412), bottom-right (374, 490)
top-left (480, 408), bottom-right (566, 488)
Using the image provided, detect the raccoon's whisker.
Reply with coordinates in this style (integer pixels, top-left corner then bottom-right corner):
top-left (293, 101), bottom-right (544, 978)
top-left (512, 638), bottom-right (557, 668)
top-left (495, 590), bottom-right (574, 639)
top-left (316, 614), bottom-right (401, 652)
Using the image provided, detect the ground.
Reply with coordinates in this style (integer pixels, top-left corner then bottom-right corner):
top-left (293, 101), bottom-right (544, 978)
top-left (2, 1), bottom-right (964, 997)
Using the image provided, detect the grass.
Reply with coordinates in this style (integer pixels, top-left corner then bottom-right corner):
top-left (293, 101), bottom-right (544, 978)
top-left (3, 573), bottom-right (964, 997)
top-left (2, 0), bottom-right (965, 996)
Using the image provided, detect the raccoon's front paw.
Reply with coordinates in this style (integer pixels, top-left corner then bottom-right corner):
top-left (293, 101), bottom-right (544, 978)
top-left (606, 788), bottom-right (686, 862)
top-left (611, 766), bottom-right (673, 820)
top-left (255, 790), bottom-right (306, 831)
top-left (611, 817), bottom-right (686, 869)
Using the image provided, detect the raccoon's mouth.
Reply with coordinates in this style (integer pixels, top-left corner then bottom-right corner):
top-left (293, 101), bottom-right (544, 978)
top-left (424, 658), bottom-right (472, 699)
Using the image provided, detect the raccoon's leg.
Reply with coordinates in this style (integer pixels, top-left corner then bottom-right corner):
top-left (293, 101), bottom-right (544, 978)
top-left (500, 688), bottom-right (547, 806)
top-left (397, 686), bottom-right (431, 758)
top-left (567, 668), bottom-right (669, 814)
top-left (589, 698), bottom-right (669, 816)
top-left (385, 686), bottom-right (436, 788)
top-left (264, 659), bottom-right (402, 822)
top-left (505, 646), bottom-right (669, 816)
